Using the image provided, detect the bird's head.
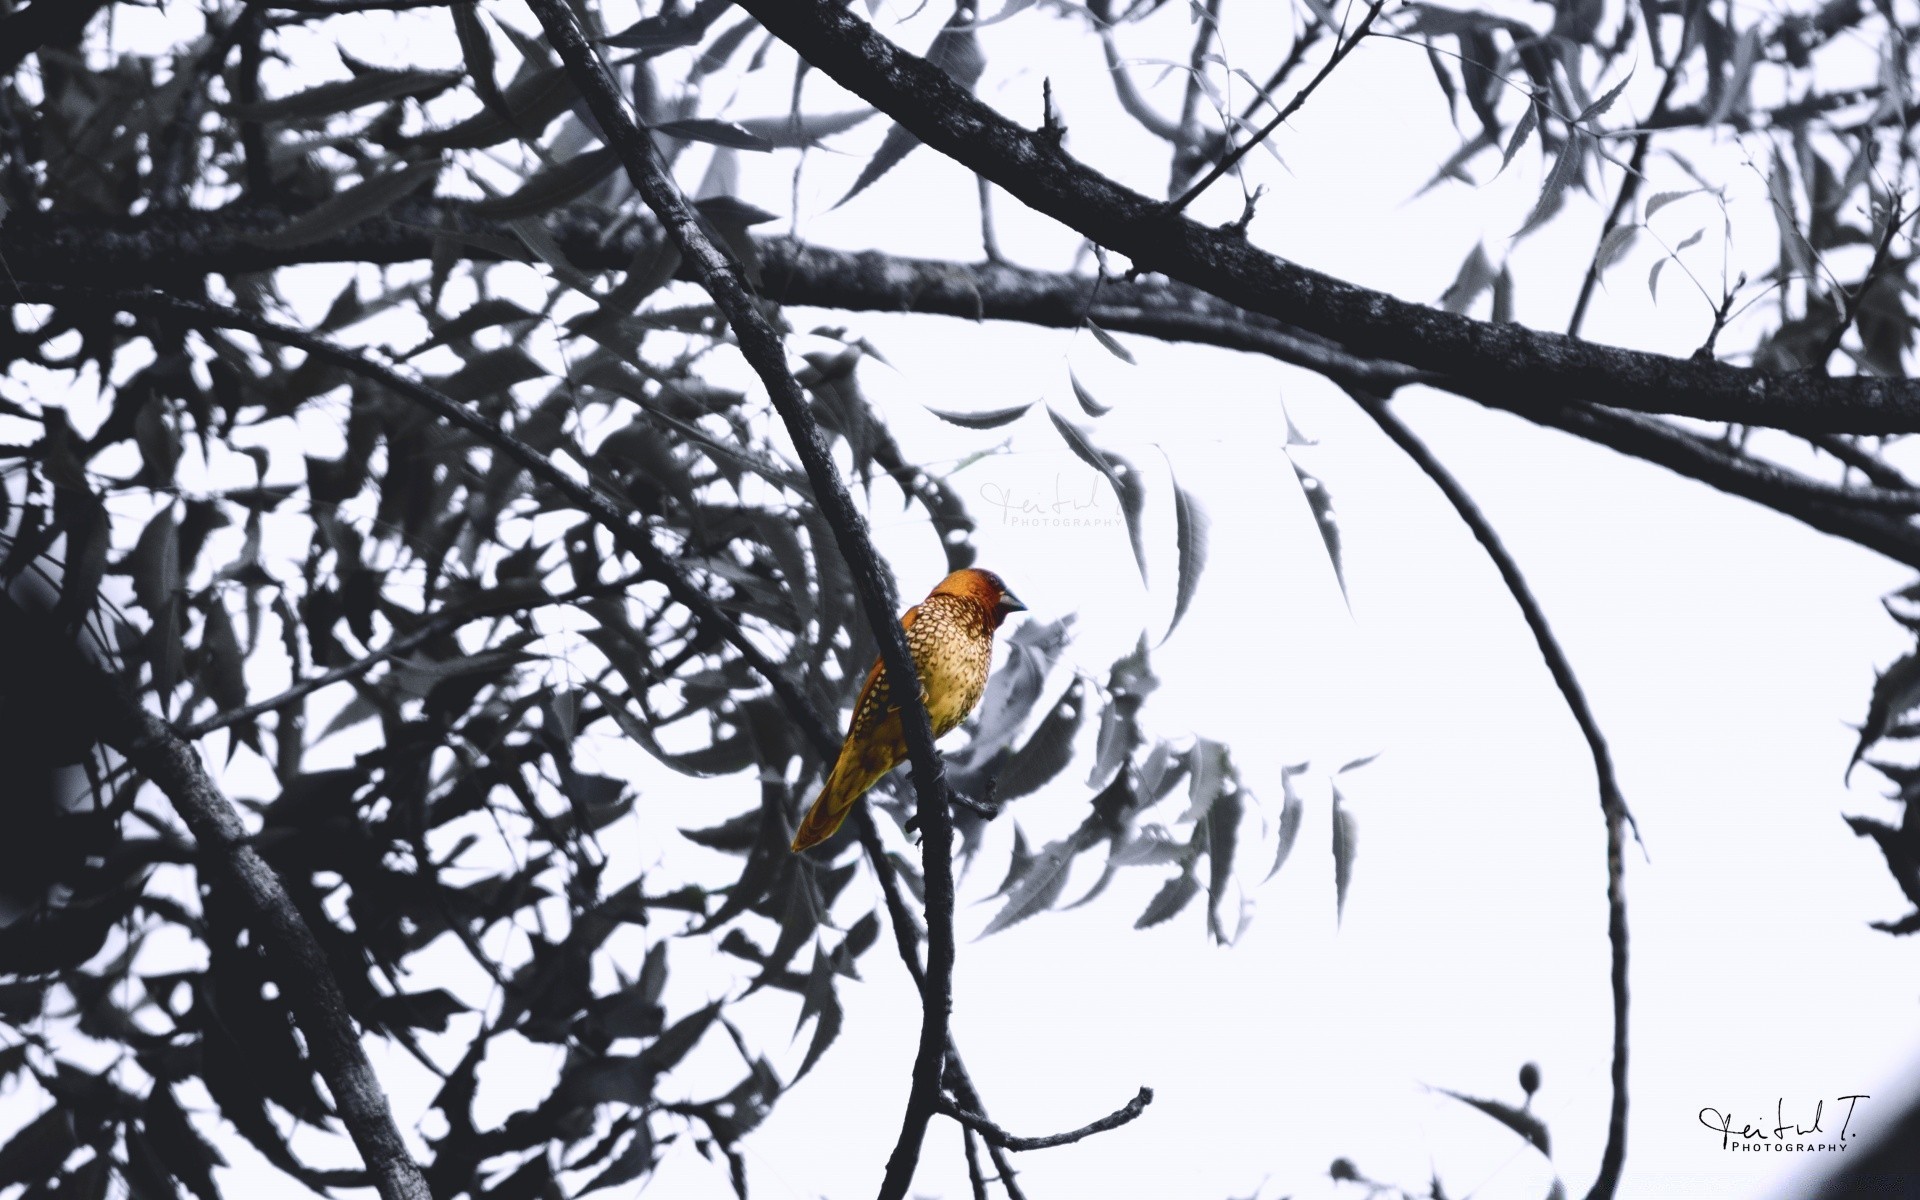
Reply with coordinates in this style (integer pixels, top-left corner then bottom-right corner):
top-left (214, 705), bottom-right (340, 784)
top-left (929, 567), bottom-right (1027, 630)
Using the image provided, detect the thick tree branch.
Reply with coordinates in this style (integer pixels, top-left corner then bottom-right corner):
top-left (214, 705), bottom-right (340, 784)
top-left (522, 7), bottom-right (957, 1198)
top-left (7, 215), bottom-right (1920, 560)
top-left (1347, 389), bottom-right (1630, 1200)
top-left (83, 678), bottom-right (430, 1200)
top-left (735, 0), bottom-right (1920, 434)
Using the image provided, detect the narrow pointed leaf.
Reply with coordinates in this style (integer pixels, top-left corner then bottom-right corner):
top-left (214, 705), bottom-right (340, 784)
top-left (245, 159), bottom-right (441, 249)
top-left (1070, 370), bottom-right (1113, 417)
top-left (1163, 473), bottom-right (1210, 642)
top-left (1332, 786), bottom-right (1358, 923)
top-left (1086, 320), bottom-right (1138, 365)
top-left (653, 118), bottom-right (776, 151)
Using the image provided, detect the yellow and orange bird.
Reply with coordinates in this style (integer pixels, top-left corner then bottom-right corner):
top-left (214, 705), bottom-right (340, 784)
top-left (790, 568), bottom-right (1027, 853)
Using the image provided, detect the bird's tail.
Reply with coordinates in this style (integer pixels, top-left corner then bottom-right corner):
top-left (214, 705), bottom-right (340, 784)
top-left (791, 755), bottom-right (883, 852)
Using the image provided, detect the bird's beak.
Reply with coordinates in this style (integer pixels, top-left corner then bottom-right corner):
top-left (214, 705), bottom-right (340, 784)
top-left (998, 589), bottom-right (1027, 615)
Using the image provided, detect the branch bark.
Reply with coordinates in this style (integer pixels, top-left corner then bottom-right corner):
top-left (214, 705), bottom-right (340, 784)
top-left (734, 0), bottom-right (1920, 435)
top-left (84, 679), bottom-right (431, 1200)
top-left (522, 6), bottom-right (957, 1196)
top-left (8, 215), bottom-right (1920, 562)
top-left (937, 1087), bottom-right (1154, 1151)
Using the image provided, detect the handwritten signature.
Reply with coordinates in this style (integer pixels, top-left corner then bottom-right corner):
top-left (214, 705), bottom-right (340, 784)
top-left (978, 474), bottom-right (1110, 524)
top-left (1698, 1096), bottom-right (1869, 1150)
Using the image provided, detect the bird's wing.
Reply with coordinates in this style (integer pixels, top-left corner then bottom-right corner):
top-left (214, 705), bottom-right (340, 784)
top-left (844, 605), bottom-right (919, 732)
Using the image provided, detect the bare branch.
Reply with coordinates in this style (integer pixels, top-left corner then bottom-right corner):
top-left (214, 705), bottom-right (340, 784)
top-left (1168, 0), bottom-right (1389, 214)
top-left (937, 1086), bottom-right (1154, 1151)
top-left (1345, 389), bottom-right (1630, 1200)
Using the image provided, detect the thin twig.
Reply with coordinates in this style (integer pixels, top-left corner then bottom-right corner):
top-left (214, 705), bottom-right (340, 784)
top-left (1567, 67), bottom-right (1683, 337)
top-left (1813, 193), bottom-right (1909, 372)
top-left (1345, 388), bottom-right (1629, 1200)
top-left (937, 1087), bottom-right (1154, 1151)
top-left (1169, 0), bottom-right (1225, 196)
top-left (522, 8), bottom-right (958, 1199)
top-left (963, 1127), bottom-right (991, 1200)
top-left (1168, 0), bottom-right (1389, 214)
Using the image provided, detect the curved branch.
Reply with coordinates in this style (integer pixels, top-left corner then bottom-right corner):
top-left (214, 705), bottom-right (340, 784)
top-left (1346, 388), bottom-right (1630, 1200)
top-left (735, 0), bottom-right (1920, 434)
top-left (521, 8), bottom-right (957, 1199)
top-left (937, 1086), bottom-right (1154, 1151)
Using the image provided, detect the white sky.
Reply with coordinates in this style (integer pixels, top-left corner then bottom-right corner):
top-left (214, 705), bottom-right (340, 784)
top-left (14, 0), bottom-right (1920, 1198)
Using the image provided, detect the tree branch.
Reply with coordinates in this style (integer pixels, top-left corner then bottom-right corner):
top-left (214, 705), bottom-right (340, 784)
top-left (1345, 388), bottom-right (1630, 1200)
top-left (936, 1086), bottom-right (1154, 1151)
top-left (522, 7), bottom-right (957, 1197)
top-left (735, 0), bottom-right (1920, 434)
top-left (1168, 0), bottom-right (1388, 213)
top-left (8, 221), bottom-right (1920, 562)
top-left (83, 678), bottom-right (431, 1200)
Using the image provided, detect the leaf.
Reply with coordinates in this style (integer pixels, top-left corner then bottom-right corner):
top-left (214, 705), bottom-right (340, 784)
top-left (451, 1), bottom-right (512, 125)
top-left (1496, 98), bottom-right (1538, 176)
top-left (1046, 407), bottom-right (1148, 585)
top-left (1266, 783), bottom-right (1306, 881)
top-left (992, 680), bottom-right (1085, 802)
top-left (1069, 370), bottom-right (1112, 417)
top-left (1438, 1088), bottom-right (1552, 1157)
top-left (142, 1087), bottom-right (226, 1200)
top-left (470, 148), bottom-right (620, 219)
top-left (400, 297), bottom-right (540, 360)
top-left (244, 159), bottom-right (441, 249)
top-left (735, 107), bottom-right (880, 148)
top-left (639, 1001), bottom-right (723, 1076)
top-left (1439, 243), bottom-right (1497, 314)
top-left (1644, 188), bottom-right (1704, 219)
top-left (1515, 129), bottom-right (1588, 240)
top-left (1134, 869), bottom-right (1201, 929)
top-left (926, 402), bottom-right (1031, 430)
top-left (653, 118), bottom-right (775, 151)
top-left (1575, 68), bottom-right (1634, 123)
top-left (232, 68), bottom-right (459, 123)
top-left (1851, 651), bottom-right (1920, 777)
top-left (1206, 791), bottom-right (1244, 943)
top-left (200, 597), bottom-right (247, 712)
top-left (1181, 738), bottom-right (1230, 823)
top-left (1332, 786), bottom-right (1358, 924)
top-left (1708, 25), bottom-right (1761, 126)
top-left (0, 1107), bottom-right (76, 1188)
top-left (1086, 319), bottom-right (1138, 365)
top-left (1163, 472), bottom-right (1210, 642)
top-left (1595, 223), bottom-right (1638, 275)
top-left (411, 64), bottom-right (577, 152)
top-left (791, 946), bottom-right (842, 1084)
top-left (980, 836), bottom-right (1084, 936)
top-left (1289, 458), bottom-right (1345, 601)
top-left (835, 13), bottom-right (985, 206)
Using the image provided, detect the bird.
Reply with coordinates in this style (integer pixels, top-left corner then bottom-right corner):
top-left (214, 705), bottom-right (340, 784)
top-left (791, 568), bottom-right (1027, 852)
